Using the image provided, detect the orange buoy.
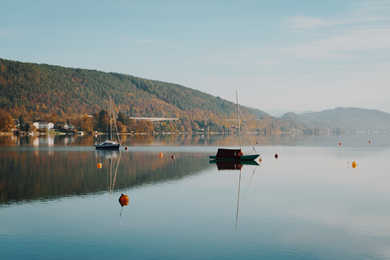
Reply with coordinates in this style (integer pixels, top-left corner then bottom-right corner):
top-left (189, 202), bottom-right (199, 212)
top-left (352, 161), bottom-right (357, 168)
top-left (97, 162), bottom-right (102, 169)
top-left (119, 194), bottom-right (129, 207)
top-left (274, 153), bottom-right (278, 159)
top-left (159, 152), bottom-right (164, 158)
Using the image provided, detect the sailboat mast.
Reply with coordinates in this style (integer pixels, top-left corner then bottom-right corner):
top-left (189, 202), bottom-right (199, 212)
top-left (111, 97), bottom-right (121, 145)
top-left (110, 97), bottom-right (113, 140)
top-left (236, 90), bottom-right (241, 148)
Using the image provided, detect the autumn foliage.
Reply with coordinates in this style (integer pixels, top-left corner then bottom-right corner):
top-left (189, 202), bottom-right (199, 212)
top-left (0, 58), bottom-right (304, 134)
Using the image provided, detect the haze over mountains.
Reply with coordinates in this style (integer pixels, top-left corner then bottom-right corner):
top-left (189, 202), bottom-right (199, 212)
top-left (282, 108), bottom-right (390, 131)
top-left (0, 57), bottom-right (389, 133)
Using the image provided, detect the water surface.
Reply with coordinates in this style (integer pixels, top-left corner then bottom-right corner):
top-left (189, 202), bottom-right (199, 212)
top-left (1, 135), bottom-right (390, 259)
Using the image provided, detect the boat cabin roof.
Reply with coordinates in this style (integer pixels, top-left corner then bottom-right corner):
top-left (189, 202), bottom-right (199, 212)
top-left (216, 148), bottom-right (242, 157)
top-left (100, 140), bottom-right (118, 145)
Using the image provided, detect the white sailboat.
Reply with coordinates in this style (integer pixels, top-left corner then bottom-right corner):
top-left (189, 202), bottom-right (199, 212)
top-left (95, 97), bottom-right (121, 150)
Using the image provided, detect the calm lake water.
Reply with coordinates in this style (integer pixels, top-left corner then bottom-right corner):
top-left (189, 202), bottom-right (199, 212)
top-left (1, 135), bottom-right (390, 259)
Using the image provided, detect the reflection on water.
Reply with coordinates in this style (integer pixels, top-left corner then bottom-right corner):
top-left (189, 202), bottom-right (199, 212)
top-left (2, 140), bottom-right (390, 259)
top-left (210, 160), bottom-right (260, 231)
top-left (0, 150), bottom-right (208, 204)
top-left (210, 160), bottom-right (260, 170)
top-left (236, 169), bottom-right (242, 231)
top-left (96, 150), bottom-right (122, 192)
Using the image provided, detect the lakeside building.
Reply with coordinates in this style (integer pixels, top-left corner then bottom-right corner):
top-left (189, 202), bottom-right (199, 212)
top-left (32, 122), bottom-right (54, 130)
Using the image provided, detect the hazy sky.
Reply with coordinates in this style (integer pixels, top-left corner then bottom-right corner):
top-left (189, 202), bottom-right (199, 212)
top-left (1, 0), bottom-right (390, 115)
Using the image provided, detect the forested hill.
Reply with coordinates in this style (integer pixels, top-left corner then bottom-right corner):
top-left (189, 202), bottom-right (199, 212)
top-left (0, 58), bottom-right (268, 122)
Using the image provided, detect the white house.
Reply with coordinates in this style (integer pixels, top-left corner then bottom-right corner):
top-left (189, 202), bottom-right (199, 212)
top-left (33, 122), bottom-right (54, 130)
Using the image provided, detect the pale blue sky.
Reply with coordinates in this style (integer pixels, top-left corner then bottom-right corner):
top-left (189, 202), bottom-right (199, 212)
top-left (1, 0), bottom-right (390, 115)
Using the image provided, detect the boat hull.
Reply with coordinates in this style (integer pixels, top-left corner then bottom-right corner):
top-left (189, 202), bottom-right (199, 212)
top-left (209, 159), bottom-right (259, 166)
top-left (209, 154), bottom-right (260, 161)
top-left (95, 144), bottom-right (120, 150)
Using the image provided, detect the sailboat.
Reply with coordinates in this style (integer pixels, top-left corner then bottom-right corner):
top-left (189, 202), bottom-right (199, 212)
top-left (209, 91), bottom-right (260, 162)
top-left (95, 97), bottom-right (121, 150)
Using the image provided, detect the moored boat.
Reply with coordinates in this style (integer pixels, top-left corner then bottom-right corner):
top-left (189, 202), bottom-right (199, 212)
top-left (95, 140), bottom-right (120, 150)
top-left (209, 90), bottom-right (260, 162)
top-left (209, 148), bottom-right (259, 161)
top-left (95, 97), bottom-right (121, 150)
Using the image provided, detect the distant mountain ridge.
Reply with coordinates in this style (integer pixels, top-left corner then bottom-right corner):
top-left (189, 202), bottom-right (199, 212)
top-left (282, 107), bottom-right (390, 131)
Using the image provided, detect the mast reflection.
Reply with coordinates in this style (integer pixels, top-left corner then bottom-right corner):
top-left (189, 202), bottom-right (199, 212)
top-left (209, 159), bottom-right (260, 230)
top-left (95, 150), bottom-right (121, 192)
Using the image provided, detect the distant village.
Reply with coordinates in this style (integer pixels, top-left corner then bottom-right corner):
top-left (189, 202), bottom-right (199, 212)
top-left (8, 119), bottom-right (80, 136)
top-left (6, 115), bottom-right (184, 136)
top-left (3, 117), bottom-right (386, 138)
top-left (1, 109), bottom-right (388, 137)
top-left (1, 113), bottom-right (296, 137)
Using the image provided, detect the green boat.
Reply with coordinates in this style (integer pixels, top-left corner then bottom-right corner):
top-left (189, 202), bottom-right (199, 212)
top-left (209, 159), bottom-right (259, 166)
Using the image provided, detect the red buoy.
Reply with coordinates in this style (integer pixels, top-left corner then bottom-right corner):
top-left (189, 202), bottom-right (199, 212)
top-left (119, 194), bottom-right (129, 207)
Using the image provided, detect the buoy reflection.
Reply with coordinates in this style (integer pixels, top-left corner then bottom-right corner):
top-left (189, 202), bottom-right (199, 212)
top-left (352, 161), bottom-right (357, 168)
